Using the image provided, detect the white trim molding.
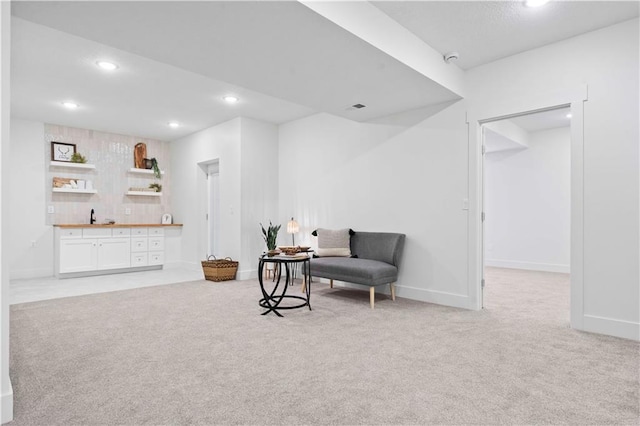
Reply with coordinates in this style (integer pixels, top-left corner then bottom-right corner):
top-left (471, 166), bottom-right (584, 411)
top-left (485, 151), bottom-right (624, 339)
top-left (395, 285), bottom-right (472, 310)
top-left (1, 386), bottom-right (12, 424)
top-left (10, 268), bottom-right (54, 280)
top-left (583, 315), bottom-right (640, 341)
top-left (485, 259), bottom-right (570, 274)
top-left (236, 268), bottom-right (257, 281)
top-left (467, 85), bottom-right (589, 326)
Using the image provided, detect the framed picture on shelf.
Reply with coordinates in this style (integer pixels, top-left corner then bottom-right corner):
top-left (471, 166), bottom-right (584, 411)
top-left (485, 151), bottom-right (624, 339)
top-left (51, 142), bottom-right (76, 162)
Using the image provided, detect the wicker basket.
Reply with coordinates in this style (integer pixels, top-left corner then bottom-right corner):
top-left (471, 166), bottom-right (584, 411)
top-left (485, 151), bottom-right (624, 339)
top-left (201, 256), bottom-right (238, 282)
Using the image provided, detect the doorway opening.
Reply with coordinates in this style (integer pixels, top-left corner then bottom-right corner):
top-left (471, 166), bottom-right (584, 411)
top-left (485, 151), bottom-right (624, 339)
top-left (206, 162), bottom-right (220, 258)
top-left (481, 106), bottom-right (572, 322)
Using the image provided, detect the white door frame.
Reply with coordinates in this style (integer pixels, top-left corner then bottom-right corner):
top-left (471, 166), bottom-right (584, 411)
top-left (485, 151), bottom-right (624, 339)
top-left (467, 85), bottom-right (588, 331)
top-left (207, 166), bottom-right (220, 257)
top-left (197, 159), bottom-right (220, 261)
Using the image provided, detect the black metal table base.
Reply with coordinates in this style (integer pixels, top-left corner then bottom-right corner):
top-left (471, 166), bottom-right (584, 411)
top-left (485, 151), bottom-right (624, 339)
top-left (258, 256), bottom-right (311, 317)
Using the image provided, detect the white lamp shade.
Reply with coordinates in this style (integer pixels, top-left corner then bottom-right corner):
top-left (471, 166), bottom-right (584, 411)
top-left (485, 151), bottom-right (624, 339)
top-left (287, 218), bottom-right (299, 234)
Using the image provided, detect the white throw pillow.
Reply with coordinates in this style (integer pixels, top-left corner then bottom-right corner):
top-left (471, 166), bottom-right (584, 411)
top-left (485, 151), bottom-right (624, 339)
top-left (316, 228), bottom-right (351, 257)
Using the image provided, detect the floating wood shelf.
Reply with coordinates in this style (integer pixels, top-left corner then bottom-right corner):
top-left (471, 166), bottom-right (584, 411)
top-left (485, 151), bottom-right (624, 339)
top-left (52, 188), bottom-right (98, 194)
top-left (50, 161), bottom-right (96, 169)
top-left (126, 191), bottom-right (162, 197)
top-left (128, 168), bottom-right (164, 175)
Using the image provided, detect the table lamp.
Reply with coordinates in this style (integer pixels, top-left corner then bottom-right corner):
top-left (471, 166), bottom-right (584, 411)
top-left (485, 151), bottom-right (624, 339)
top-left (287, 217), bottom-right (299, 246)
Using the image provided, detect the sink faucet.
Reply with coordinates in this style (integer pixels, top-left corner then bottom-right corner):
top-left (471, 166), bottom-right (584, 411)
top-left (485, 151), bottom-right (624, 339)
top-left (90, 209), bottom-right (96, 224)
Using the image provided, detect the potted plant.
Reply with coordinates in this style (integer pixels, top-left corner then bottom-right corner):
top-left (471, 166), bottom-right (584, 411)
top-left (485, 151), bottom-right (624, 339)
top-left (148, 183), bottom-right (162, 193)
top-left (71, 152), bottom-right (87, 163)
top-left (260, 221), bottom-right (281, 256)
top-left (144, 157), bottom-right (162, 179)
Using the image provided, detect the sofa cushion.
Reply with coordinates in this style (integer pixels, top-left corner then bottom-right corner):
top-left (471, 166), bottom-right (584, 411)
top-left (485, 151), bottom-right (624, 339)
top-left (310, 257), bottom-right (398, 286)
top-left (316, 228), bottom-right (352, 257)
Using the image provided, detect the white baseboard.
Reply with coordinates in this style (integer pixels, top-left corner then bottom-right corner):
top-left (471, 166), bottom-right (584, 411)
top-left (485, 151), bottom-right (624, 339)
top-left (2, 383), bottom-right (13, 424)
top-left (485, 259), bottom-right (570, 273)
top-left (237, 268), bottom-right (257, 280)
top-left (326, 280), bottom-right (474, 310)
top-left (174, 262), bottom-right (255, 280)
top-left (10, 267), bottom-right (53, 280)
top-left (396, 285), bottom-right (474, 310)
top-left (582, 314), bottom-right (640, 341)
top-left (171, 261), bottom-right (201, 272)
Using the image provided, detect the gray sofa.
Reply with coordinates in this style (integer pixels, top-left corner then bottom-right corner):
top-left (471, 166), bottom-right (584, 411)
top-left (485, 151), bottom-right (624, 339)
top-left (307, 232), bottom-right (406, 308)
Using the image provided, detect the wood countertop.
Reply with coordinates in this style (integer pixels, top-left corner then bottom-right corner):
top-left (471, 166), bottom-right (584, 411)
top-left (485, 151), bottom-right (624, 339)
top-left (54, 224), bottom-right (183, 228)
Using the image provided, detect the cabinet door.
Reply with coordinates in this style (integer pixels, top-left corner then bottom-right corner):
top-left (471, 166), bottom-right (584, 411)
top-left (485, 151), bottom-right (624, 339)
top-left (97, 238), bottom-right (131, 270)
top-left (148, 237), bottom-right (164, 251)
top-left (131, 252), bottom-right (149, 267)
top-left (131, 237), bottom-right (148, 252)
top-left (60, 239), bottom-right (97, 273)
top-left (148, 251), bottom-right (164, 266)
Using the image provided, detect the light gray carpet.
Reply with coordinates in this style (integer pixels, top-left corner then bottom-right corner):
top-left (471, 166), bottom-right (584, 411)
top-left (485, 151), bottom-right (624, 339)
top-left (8, 268), bottom-right (639, 425)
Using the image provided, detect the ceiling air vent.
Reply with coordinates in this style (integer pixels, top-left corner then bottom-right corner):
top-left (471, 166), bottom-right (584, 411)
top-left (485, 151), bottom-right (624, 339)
top-left (352, 103), bottom-right (366, 109)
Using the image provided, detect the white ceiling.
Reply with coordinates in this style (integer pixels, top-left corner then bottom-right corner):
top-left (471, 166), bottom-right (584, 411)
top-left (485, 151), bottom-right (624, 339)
top-left (372, 1), bottom-right (639, 69)
top-left (11, 18), bottom-right (316, 141)
top-left (10, 1), bottom-right (639, 141)
top-left (509, 107), bottom-right (571, 133)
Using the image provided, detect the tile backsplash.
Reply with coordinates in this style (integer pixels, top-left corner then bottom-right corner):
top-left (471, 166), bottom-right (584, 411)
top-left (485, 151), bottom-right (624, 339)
top-left (45, 124), bottom-right (171, 225)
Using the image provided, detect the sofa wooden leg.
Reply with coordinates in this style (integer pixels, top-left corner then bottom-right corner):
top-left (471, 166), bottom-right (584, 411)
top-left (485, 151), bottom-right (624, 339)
top-left (390, 283), bottom-right (396, 301)
top-left (330, 279), bottom-right (333, 288)
top-left (370, 286), bottom-right (375, 309)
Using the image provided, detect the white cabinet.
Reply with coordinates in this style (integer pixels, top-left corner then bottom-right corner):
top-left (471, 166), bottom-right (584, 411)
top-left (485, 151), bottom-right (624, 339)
top-left (149, 252), bottom-right (164, 266)
top-left (59, 238), bottom-right (98, 273)
top-left (55, 226), bottom-right (165, 277)
top-left (131, 237), bottom-right (149, 252)
top-left (131, 252), bottom-right (149, 267)
top-left (97, 238), bottom-right (131, 270)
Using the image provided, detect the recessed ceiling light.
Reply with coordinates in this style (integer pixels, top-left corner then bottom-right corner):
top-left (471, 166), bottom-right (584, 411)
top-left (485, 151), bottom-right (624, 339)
top-left (62, 101), bottom-right (79, 109)
top-left (525, 0), bottom-right (550, 7)
top-left (566, 113), bottom-right (572, 118)
top-left (96, 61), bottom-right (118, 71)
top-left (222, 95), bottom-right (239, 103)
top-left (168, 122), bottom-right (180, 128)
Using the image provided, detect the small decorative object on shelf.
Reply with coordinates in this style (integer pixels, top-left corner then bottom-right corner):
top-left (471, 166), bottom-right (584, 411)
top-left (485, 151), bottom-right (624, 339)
top-left (134, 143), bottom-right (147, 168)
top-left (143, 157), bottom-right (162, 179)
top-left (149, 183), bottom-right (162, 193)
top-left (70, 152), bottom-right (87, 163)
top-left (260, 221), bottom-right (281, 256)
top-left (51, 142), bottom-right (76, 162)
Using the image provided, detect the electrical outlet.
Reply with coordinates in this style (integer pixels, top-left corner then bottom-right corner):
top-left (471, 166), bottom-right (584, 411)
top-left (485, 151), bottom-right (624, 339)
top-left (30, 240), bottom-right (36, 247)
top-left (47, 206), bottom-right (54, 214)
top-left (125, 208), bottom-right (131, 215)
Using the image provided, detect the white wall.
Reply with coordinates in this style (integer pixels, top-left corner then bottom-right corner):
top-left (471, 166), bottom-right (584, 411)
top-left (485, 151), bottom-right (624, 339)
top-left (239, 118), bottom-right (278, 277)
top-left (1, 1), bottom-right (13, 422)
top-left (279, 101), bottom-right (470, 308)
top-left (485, 127), bottom-right (570, 273)
top-left (9, 119), bottom-right (52, 279)
top-left (171, 118), bottom-right (242, 272)
top-left (467, 19), bottom-right (639, 339)
top-left (7, 119), bottom-right (179, 279)
top-left (171, 117), bottom-right (278, 279)
top-left (44, 124), bottom-right (171, 226)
